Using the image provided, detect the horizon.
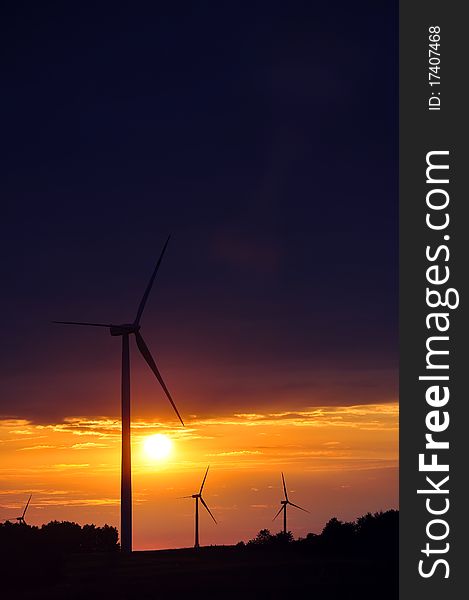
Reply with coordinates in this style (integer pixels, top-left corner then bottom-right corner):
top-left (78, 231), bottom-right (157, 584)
top-left (1, 401), bottom-right (397, 550)
top-left (1, 503), bottom-right (399, 550)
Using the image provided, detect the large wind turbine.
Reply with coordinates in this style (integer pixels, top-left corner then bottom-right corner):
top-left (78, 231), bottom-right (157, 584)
top-left (179, 466), bottom-right (217, 548)
top-left (272, 473), bottom-right (309, 535)
top-left (53, 236), bottom-right (184, 553)
top-left (2, 494), bottom-right (32, 525)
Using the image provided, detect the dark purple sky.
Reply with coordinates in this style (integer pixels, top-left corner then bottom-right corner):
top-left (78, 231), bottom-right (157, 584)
top-left (0, 2), bottom-right (397, 423)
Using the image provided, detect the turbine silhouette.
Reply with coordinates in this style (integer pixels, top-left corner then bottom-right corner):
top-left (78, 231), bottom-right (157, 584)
top-left (53, 236), bottom-right (184, 553)
top-left (273, 473), bottom-right (309, 535)
top-left (2, 494), bottom-right (32, 525)
top-left (179, 466), bottom-right (217, 548)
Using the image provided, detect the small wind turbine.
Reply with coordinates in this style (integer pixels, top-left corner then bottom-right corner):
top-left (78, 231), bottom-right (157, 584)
top-left (273, 473), bottom-right (309, 535)
top-left (179, 466), bottom-right (217, 548)
top-left (2, 494), bottom-right (32, 525)
top-left (53, 236), bottom-right (184, 553)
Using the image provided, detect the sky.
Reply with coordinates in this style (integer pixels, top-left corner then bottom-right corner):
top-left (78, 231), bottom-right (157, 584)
top-left (0, 2), bottom-right (397, 549)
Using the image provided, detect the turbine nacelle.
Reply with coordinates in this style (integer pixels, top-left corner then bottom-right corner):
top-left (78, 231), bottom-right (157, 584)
top-left (110, 324), bottom-right (141, 336)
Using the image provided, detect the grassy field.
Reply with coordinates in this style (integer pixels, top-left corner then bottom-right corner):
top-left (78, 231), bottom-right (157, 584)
top-left (14, 545), bottom-right (397, 600)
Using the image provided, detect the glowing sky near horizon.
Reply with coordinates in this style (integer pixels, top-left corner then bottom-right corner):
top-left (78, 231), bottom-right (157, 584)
top-left (0, 402), bottom-right (397, 549)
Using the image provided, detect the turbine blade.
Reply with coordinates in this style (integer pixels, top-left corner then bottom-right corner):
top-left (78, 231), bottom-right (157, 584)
top-left (199, 466), bottom-right (210, 494)
top-left (282, 472), bottom-right (288, 501)
top-left (177, 496), bottom-right (193, 499)
top-left (22, 494), bottom-right (32, 518)
top-left (200, 497), bottom-right (217, 523)
top-left (135, 331), bottom-right (184, 426)
top-left (288, 501), bottom-right (309, 513)
top-left (52, 321), bottom-right (111, 327)
top-left (272, 506), bottom-right (284, 521)
top-left (134, 235), bottom-right (171, 325)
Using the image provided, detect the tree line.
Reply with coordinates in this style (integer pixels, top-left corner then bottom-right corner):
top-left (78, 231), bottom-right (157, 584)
top-left (0, 519), bottom-right (119, 553)
top-left (0, 508), bottom-right (397, 556)
top-left (240, 509), bottom-right (398, 557)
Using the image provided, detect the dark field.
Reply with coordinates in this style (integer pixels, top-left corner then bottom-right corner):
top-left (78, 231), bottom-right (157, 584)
top-left (12, 545), bottom-right (397, 600)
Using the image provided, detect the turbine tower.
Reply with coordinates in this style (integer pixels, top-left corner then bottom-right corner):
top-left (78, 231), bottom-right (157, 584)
top-left (180, 466), bottom-right (217, 548)
top-left (53, 236), bottom-right (184, 553)
top-left (273, 473), bottom-right (309, 535)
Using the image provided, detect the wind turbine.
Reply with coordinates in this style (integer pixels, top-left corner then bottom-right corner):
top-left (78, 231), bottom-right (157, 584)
top-left (53, 235), bottom-right (184, 553)
top-left (179, 466), bottom-right (217, 548)
top-left (2, 494), bottom-right (32, 525)
top-left (272, 473), bottom-right (309, 535)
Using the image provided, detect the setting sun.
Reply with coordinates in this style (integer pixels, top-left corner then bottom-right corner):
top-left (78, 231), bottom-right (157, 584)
top-left (143, 434), bottom-right (173, 461)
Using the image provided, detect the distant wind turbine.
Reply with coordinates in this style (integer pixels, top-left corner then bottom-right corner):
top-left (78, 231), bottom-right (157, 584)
top-left (53, 235), bottom-right (184, 553)
top-left (273, 473), bottom-right (309, 535)
top-left (2, 494), bottom-right (32, 525)
top-left (179, 466), bottom-right (217, 548)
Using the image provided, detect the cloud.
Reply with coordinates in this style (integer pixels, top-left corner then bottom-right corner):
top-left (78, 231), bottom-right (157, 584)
top-left (303, 461), bottom-right (398, 473)
top-left (194, 403), bottom-right (399, 431)
top-left (17, 445), bottom-right (56, 451)
top-left (52, 463), bottom-right (90, 470)
top-left (70, 442), bottom-right (110, 449)
top-left (0, 403), bottom-right (398, 478)
top-left (34, 418), bottom-right (207, 442)
top-left (37, 498), bottom-right (119, 507)
top-left (0, 489), bottom-right (71, 497)
top-left (38, 418), bottom-right (121, 438)
top-left (207, 450), bottom-right (263, 457)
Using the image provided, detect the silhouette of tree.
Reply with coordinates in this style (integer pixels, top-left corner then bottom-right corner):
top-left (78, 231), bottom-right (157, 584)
top-left (247, 529), bottom-right (294, 547)
top-left (297, 532), bottom-right (319, 549)
top-left (96, 523), bottom-right (119, 551)
top-left (241, 510), bottom-right (398, 555)
top-left (248, 528), bottom-right (273, 545)
top-left (0, 519), bottom-right (119, 555)
top-left (81, 523), bottom-right (98, 551)
top-left (273, 531), bottom-right (294, 545)
top-left (79, 523), bottom-right (119, 552)
top-left (356, 510), bottom-right (398, 556)
top-left (41, 520), bottom-right (82, 552)
top-left (322, 517), bottom-right (355, 539)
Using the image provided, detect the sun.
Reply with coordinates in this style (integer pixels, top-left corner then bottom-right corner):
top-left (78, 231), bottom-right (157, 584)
top-left (143, 434), bottom-right (173, 461)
